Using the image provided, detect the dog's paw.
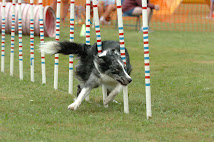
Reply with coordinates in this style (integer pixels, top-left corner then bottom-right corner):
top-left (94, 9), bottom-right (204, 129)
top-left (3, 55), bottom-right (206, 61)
top-left (68, 102), bottom-right (80, 110)
top-left (104, 97), bottom-right (113, 106)
top-left (112, 100), bottom-right (121, 104)
top-left (104, 94), bottom-right (117, 105)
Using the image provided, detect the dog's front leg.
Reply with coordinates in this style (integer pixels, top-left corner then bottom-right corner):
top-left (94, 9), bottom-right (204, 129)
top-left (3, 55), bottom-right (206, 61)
top-left (68, 87), bottom-right (91, 110)
top-left (104, 84), bottom-right (123, 106)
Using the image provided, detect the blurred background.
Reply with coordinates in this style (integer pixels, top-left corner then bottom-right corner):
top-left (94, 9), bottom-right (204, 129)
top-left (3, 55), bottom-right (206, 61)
top-left (1, 0), bottom-right (214, 32)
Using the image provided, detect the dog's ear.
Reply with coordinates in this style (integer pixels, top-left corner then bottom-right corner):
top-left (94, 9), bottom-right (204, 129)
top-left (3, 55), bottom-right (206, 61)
top-left (95, 56), bottom-right (112, 65)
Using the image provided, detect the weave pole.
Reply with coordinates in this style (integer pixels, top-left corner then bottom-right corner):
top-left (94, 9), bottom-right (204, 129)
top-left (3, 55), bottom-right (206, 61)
top-left (30, 0), bottom-right (34, 82)
top-left (54, 0), bottom-right (61, 90)
top-left (92, 0), bottom-right (108, 106)
top-left (39, 0), bottom-right (46, 84)
top-left (10, 0), bottom-right (16, 76)
top-left (84, 0), bottom-right (91, 101)
top-left (1, 0), bottom-right (6, 73)
top-left (69, 0), bottom-right (74, 94)
top-left (85, 0), bottom-right (91, 45)
top-left (116, 0), bottom-right (129, 114)
top-left (142, 0), bottom-right (152, 119)
top-left (18, 0), bottom-right (23, 80)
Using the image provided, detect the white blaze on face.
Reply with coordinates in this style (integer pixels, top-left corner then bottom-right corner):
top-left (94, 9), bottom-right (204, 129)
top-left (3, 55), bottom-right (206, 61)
top-left (98, 50), bottom-right (108, 57)
top-left (118, 60), bottom-right (131, 80)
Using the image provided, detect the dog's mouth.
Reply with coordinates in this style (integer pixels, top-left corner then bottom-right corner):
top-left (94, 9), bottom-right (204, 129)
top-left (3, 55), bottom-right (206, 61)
top-left (116, 79), bottom-right (131, 86)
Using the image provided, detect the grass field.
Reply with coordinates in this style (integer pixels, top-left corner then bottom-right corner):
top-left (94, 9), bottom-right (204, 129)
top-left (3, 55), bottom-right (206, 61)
top-left (0, 26), bottom-right (214, 141)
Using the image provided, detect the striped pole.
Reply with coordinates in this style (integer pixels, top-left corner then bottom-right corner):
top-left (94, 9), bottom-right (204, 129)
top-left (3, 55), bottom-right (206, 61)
top-left (10, 0), bottom-right (16, 76)
top-left (1, 0), bottom-right (6, 73)
top-left (39, 0), bottom-right (46, 84)
top-left (85, 0), bottom-right (91, 45)
top-left (54, 0), bottom-right (61, 90)
top-left (69, 0), bottom-right (74, 94)
top-left (142, 0), bottom-right (152, 119)
top-left (85, 0), bottom-right (91, 101)
top-left (116, 0), bottom-right (129, 114)
top-left (92, 0), bottom-right (108, 106)
top-left (18, 0), bottom-right (23, 80)
top-left (92, 0), bottom-right (102, 55)
top-left (30, 0), bottom-right (34, 82)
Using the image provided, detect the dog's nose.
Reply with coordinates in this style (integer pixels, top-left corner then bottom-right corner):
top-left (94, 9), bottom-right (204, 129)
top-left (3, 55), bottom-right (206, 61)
top-left (128, 78), bottom-right (132, 83)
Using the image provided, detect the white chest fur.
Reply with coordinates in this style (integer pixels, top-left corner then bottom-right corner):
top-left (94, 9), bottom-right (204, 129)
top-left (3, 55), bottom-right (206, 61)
top-left (100, 74), bottom-right (118, 90)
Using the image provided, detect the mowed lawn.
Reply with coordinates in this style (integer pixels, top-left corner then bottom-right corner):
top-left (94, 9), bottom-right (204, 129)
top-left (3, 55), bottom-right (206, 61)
top-left (0, 25), bottom-right (214, 141)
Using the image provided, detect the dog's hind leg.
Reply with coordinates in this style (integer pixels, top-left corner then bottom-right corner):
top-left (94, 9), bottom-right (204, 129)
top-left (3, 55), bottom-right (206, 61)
top-left (68, 87), bottom-right (91, 110)
top-left (104, 84), bottom-right (123, 106)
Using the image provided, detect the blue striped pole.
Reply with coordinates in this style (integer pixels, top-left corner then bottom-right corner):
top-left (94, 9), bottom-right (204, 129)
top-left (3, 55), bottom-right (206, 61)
top-left (30, 0), bottom-right (34, 82)
top-left (92, 0), bottom-right (102, 55)
top-left (54, 0), bottom-right (61, 90)
top-left (10, 0), bottom-right (16, 76)
top-left (84, 0), bottom-right (91, 101)
top-left (18, 0), bottom-right (23, 80)
top-left (116, 0), bottom-right (129, 114)
top-left (1, 0), bottom-right (6, 73)
top-left (69, 0), bottom-right (75, 95)
top-left (85, 0), bottom-right (91, 45)
top-left (92, 0), bottom-right (108, 106)
top-left (39, 0), bottom-right (46, 84)
top-left (142, 0), bottom-right (152, 119)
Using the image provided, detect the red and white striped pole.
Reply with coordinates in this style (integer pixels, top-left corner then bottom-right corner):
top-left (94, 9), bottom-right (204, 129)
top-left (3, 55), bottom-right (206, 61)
top-left (1, 0), bottom-right (6, 73)
top-left (10, 0), bottom-right (16, 76)
top-left (54, 0), bottom-right (61, 90)
top-left (85, 0), bottom-right (91, 45)
top-left (92, 0), bottom-right (102, 55)
top-left (69, 0), bottom-right (74, 94)
top-left (30, 0), bottom-right (34, 82)
top-left (18, 0), bottom-right (23, 80)
top-left (84, 0), bottom-right (91, 101)
top-left (39, 0), bottom-right (46, 84)
top-left (142, 0), bottom-right (152, 119)
top-left (92, 0), bottom-right (108, 106)
top-left (116, 0), bottom-right (129, 114)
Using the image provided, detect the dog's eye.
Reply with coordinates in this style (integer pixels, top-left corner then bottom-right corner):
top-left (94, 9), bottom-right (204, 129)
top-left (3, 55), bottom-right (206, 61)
top-left (113, 69), bottom-right (119, 74)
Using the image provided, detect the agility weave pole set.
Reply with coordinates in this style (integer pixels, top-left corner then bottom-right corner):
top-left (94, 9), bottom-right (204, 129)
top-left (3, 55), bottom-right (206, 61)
top-left (0, 0), bottom-right (152, 119)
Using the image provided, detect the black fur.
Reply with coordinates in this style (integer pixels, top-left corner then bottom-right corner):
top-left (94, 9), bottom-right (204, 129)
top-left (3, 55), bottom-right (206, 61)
top-left (42, 40), bottom-right (132, 109)
top-left (57, 40), bottom-right (132, 79)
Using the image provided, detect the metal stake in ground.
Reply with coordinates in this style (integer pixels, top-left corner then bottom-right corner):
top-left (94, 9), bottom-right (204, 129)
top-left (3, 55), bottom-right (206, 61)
top-left (1, 0), bottom-right (6, 73)
top-left (69, 0), bottom-right (75, 95)
top-left (142, 0), bottom-right (152, 119)
top-left (54, 0), bottom-right (61, 90)
top-left (116, 0), bottom-right (129, 114)
top-left (39, 0), bottom-right (46, 84)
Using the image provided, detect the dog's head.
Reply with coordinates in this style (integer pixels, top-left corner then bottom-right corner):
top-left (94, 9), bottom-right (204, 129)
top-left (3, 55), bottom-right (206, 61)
top-left (94, 49), bottom-right (132, 86)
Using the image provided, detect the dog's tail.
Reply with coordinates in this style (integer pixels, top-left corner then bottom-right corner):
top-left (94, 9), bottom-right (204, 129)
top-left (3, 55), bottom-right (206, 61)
top-left (40, 41), bottom-right (87, 56)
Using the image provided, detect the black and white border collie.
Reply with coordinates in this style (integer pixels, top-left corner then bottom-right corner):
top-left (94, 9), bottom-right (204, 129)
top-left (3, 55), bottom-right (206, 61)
top-left (40, 40), bottom-right (132, 110)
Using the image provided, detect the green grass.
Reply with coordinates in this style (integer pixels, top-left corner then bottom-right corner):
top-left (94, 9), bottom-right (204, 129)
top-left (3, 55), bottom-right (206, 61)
top-left (0, 26), bottom-right (214, 141)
